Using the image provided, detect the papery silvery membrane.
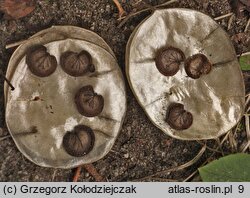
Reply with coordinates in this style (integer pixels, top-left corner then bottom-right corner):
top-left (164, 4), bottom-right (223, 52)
top-left (126, 9), bottom-right (245, 140)
top-left (5, 27), bottom-right (126, 168)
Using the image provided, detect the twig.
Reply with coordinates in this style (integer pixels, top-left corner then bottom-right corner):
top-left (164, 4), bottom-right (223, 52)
top-left (215, 138), bottom-right (225, 156)
top-left (245, 95), bottom-right (250, 115)
top-left (242, 141), bottom-right (250, 153)
top-left (196, 140), bottom-right (222, 154)
top-left (118, 0), bottom-right (178, 28)
top-left (221, 130), bottom-right (232, 144)
top-left (149, 0), bottom-right (178, 9)
top-left (245, 115), bottom-right (250, 150)
top-left (0, 135), bottom-right (11, 141)
top-left (202, 131), bottom-right (231, 162)
top-left (0, 69), bottom-right (15, 90)
top-left (237, 51), bottom-right (250, 57)
top-left (73, 166), bottom-right (82, 182)
top-left (183, 157), bottom-right (212, 182)
top-left (6, 39), bottom-right (27, 49)
top-left (182, 170), bottom-right (198, 182)
top-left (132, 145), bottom-right (206, 181)
top-left (234, 119), bottom-right (243, 134)
top-left (118, 7), bottom-right (150, 28)
top-left (214, 9), bottom-right (245, 21)
top-left (214, 12), bottom-right (234, 21)
top-left (245, 94), bottom-right (250, 109)
top-left (51, 169), bottom-right (57, 182)
top-left (83, 164), bottom-right (105, 182)
top-left (228, 131), bottom-right (237, 152)
top-left (112, 0), bottom-right (126, 19)
top-left (227, 14), bottom-right (235, 30)
top-left (244, 18), bottom-right (250, 32)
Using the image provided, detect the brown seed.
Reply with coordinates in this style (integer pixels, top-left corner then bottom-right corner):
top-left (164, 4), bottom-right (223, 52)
top-left (184, 53), bottom-right (212, 79)
top-left (166, 103), bottom-right (193, 130)
top-left (75, 85), bottom-right (104, 117)
top-left (63, 125), bottom-right (95, 157)
top-left (60, 50), bottom-right (95, 77)
top-left (155, 46), bottom-right (185, 76)
top-left (26, 45), bottom-right (57, 77)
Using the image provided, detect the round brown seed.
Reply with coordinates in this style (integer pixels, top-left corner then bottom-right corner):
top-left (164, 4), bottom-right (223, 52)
top-left (166, 103), bottom-right (193, 130)
top-left (184, 53), bottom-right (212, 79)
top-left (155, 46), bottom-right (185, 76)
top-left (26, 45), bottom-right (57, 77)
top-left (75, 85), bottom-right (104, 117)
top-left (63, 125), bottom-right (95, 157)
top-left (60, 50), bottom-right (95, 77)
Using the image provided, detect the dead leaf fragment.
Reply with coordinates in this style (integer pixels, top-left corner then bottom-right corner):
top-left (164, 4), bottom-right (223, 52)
top-left (240, 0), bottom-right (250, 10)
top-left (112, 0), bottom-right (126, 19)
top-left (0, 0), bottom-right (35, 19)
top-left (230, 0), bottom-right (250, 17)
top-left (231, 32), bottom-right (250, 46)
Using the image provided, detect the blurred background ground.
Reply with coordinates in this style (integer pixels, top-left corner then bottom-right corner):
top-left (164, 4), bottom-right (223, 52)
top-left (0, 0), bottom-right (249, 181)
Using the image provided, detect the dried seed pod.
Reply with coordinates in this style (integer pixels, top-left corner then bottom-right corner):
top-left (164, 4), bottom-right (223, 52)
top-left (63, 125), bottom-right (95, 157)
top-left (26, 45), bottom-right (57, 77)
top-left (60, 50), bottom-right (95, 77)
top-left (166, 103), bottom-right (193, 130)
top-left (185, 54), bottom-right (212, 79)
top-left (75, 85), bottom-right (104, 117)
top-left (155, 46), bottom-right (185, 76)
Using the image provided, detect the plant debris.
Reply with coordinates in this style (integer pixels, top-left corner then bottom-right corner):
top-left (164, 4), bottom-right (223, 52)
top-left (230, 0), bottom-right (250, 17)
top-left (0, 0), bottom-right (35, 19)
top-left (231, 32), bottom-right (250, 46)
top-left (72, 163), bottom-right (105, 182)
top-left (0, 68), bottom-right (15, 90)
top-left (83, 164), bottom-right (105, 182)
top-left (112, 0), bottom-right (126, 19)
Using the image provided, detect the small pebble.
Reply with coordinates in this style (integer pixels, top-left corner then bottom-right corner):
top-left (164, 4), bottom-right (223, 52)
top-left (124, 153), bottom-right (129, 158)
top-left (106, 5), bottom-right (111, 13)
top-left (85, 172), bottom-right (90, 177)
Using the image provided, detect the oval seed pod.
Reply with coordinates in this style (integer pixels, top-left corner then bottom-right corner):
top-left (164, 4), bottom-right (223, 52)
top-left (60, 50), bottom-right (95, 77)
top-left (26, 45), bottom-right (57, 77)
top-left (75, 85), bottom-right (104, 117)
top-left (185, 53), bottom-right (212, 79)
top-left (5, 26), bottom-right (126, 168)
top-left (155, 46), bottom-right (185, 76)
top-left (126, 9), bottom-right (245, 140)
top-left (63, 125), bottom-right (95, 157)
